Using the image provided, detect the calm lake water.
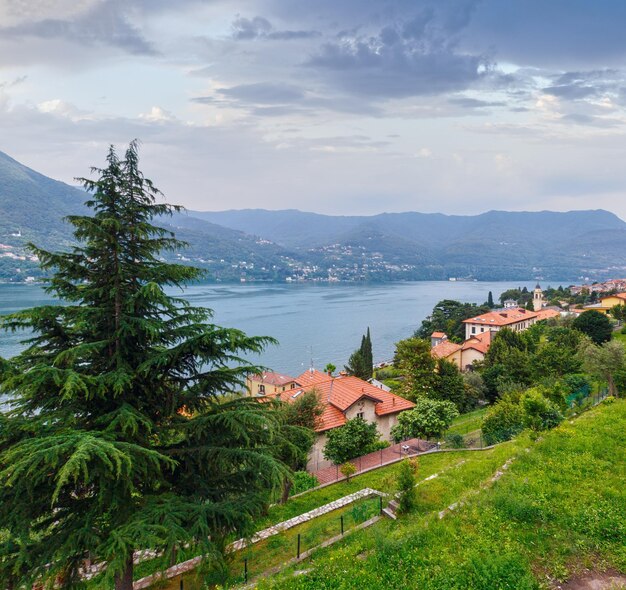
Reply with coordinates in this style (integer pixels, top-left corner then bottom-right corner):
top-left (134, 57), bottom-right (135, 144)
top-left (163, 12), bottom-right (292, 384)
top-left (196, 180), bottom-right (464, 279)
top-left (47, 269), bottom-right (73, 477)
top-left (0, 281), bottom-right (547, 375)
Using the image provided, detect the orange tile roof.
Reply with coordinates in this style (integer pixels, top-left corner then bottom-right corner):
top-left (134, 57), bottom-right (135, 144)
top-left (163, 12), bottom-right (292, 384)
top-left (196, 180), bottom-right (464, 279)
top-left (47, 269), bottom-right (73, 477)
top-left (462, 307), bottom-right (537, 327)
top-left (431, 339), bottom-right (462, 359)
top-left (431, 331), bottom-right (447, 338)
top-left (461, 330), bottom-right (492, 354)
top-left (249, 372), bottom-right (298, 386)
top-left (535, 308), bottom-right (561, 321)
top-left (273, 371), bottom-right (414, 433)
top-left (600, 292), bottom-right (626, 303)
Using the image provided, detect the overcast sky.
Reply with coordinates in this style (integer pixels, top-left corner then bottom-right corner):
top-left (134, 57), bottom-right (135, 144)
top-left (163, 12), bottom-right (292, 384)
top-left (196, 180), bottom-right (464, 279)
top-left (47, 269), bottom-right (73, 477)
top-left (1, 0), bottom-right (626, 218)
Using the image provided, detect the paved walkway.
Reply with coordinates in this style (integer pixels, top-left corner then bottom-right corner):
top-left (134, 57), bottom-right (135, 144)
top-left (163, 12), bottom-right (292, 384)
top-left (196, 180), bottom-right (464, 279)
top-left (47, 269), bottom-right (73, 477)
top-left (311, 438), bottom-right (434, 485)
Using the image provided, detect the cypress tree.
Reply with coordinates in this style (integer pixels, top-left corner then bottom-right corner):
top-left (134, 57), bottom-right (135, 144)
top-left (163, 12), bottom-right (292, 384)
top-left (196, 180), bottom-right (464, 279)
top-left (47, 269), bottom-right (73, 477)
top-left (0, 142), bottom-right (289, 589)
top-left (487, 291), bottom-right (494, 308)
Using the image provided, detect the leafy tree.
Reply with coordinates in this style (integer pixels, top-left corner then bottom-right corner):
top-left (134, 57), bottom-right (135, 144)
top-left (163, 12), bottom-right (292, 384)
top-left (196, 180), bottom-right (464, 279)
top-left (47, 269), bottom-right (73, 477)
top-left (520, 389), bottom-right (563, 431)
top-left (340, 461), bottom-right (357, 482)
top-left (323, 363), bottom-right (336, 375)
top-left (396, 458), bottom-right (418, 514)
top-left (610, 304), bottom-right (626, 325)
top-left (433, 358), bottom-right (467, 412)
top-left (323, 418), bottom-right (380, 465)
top-left (394, 337), bottom-right (437, 401)
top-left (361, 327), bottom-right (374, 380)
top-left (572, 310), bottom-right (613, 345)
top-left (391, 398), bottom-right (459, 441)
top-left (276, 390), bottom-right (323, 502)
top-left (487, 291), bottom-right (494, 308)
top-left (463, 372), bottom-right (486, 408)
top-left (0, 143), bottom-right (289, 589)
top-left (482, 398), bottom-right (525, 445)
top-left (579, 339), bottom-right (626, 397)
top-left (416, 299), bottom-right (490, 342)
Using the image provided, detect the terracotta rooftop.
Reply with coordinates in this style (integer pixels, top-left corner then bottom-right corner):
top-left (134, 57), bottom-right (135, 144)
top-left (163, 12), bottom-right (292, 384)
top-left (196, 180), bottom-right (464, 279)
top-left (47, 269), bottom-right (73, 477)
top-left (431, 331), bottom-right (447, 338)
top-left (270, 370), bottom-right (414, 433)
top-left (461, 330), bottom-right (492, 354)
top-left (462, 307), bottom-right (537, 327)
top-left (249, 372), bottom-right (298, 386)
top-left (535, 308), bottom-right (561, 321)
top-left (431, 339), bottom-right (462, 359)
top-left (601, 292), bottom-right (626, 303)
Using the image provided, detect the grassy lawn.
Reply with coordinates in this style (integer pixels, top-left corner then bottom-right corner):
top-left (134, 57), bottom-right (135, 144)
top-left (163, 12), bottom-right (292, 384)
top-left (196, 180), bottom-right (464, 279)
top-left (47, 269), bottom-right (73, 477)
top-left (613, 330), bottom-right (626, 344)
top-left (257, 400), bottom-right (626, 590)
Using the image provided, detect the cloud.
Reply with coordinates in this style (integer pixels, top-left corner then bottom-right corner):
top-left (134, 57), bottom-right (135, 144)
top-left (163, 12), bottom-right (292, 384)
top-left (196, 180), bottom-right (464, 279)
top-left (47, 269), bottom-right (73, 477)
top-left (217, 82), bottom-right (305, 104)
top-left (231, 15), bottom-right (320, 42)
top-left (0, 1), bottom-right (156, 57)
top-left (305, 6), bottom-right (490, 99)
top-left (448, 97), bottom-right (506, 108)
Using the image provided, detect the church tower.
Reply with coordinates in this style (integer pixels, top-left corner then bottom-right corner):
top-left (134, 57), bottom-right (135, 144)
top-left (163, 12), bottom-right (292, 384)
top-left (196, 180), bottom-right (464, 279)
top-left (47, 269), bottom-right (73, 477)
top-left (533, 284), bottom-right (544, 311)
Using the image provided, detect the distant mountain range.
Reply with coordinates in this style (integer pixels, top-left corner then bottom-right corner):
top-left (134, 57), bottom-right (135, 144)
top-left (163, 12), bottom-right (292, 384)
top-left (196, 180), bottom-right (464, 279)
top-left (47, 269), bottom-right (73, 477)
top-left (1, 149), bottom-right (625, 283)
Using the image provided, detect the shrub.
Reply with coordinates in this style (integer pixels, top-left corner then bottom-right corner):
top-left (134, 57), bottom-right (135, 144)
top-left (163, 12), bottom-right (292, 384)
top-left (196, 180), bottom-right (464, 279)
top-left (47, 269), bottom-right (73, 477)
top-left (482, 400), bottom-right (525, 445)
top-left (367, 439), bottom-right (391, 452)
top-left (391, 398), bottom-right (459, 442)
top-left (602, 395), bottom-right (616, 405)
top-left (340, 462), bottom-right (357, 482)
top-left (520, 390), bottom-right (563, 431)
top-left (323, 417), bottom-right (380, 464)
top-left (396, 458), bottom-right (418, 514)
top-left (445, 433), bottom-right (465, 449)
top-left (290, 471), bottom-right (319, 496)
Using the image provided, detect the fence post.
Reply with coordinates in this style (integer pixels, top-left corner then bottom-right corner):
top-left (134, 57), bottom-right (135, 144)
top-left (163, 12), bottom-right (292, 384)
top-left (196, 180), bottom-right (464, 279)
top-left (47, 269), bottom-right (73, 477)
top-left (180, 579), bottom-right (184, 590)
top-left (380, 449), bottom-right (383, 465)
top-left (340, 515), bottom-right (344, 535)
top-left (336, 464), bottom-right (339, 480)
top-left (379, 495), bottom-right (383, 515)
top-left (244, 558), bottom-right (248, 583)
top-left (297, 534), bottom-right (301, 559)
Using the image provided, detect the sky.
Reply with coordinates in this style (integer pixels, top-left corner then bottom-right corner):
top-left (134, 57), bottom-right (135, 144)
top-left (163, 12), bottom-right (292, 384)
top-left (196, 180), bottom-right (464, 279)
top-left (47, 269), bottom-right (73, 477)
top-left (1, 0), bottom-right (626, 218)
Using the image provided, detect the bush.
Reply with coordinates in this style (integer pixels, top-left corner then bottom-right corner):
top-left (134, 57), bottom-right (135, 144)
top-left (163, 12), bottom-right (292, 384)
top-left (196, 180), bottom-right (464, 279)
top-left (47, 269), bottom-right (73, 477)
top-left (391, 398), bottom-right (459, 442)
top-left (340, 462), bottom-right (357, 482)
top-left (520, 390), bottom-right (563, 431)
top-left (290, 471), bottom-right (319, 496)
top-left (445, 433), bottom-right (465, 449)
top-left (602, 395), bottom-right (616, 405)
top-left (397, 458), bottom-right (418, 514)
top-left (366, 439), bottom-right (391, 452)
top-left (323, 417), bottom-right (381, 464)
top-left (482, 400), bottom-right (525, 445)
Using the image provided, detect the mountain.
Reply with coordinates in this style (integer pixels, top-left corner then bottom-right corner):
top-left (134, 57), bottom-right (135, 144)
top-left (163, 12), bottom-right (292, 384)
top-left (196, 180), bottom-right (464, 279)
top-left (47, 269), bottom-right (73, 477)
top-left (1, 148), bottom-right (625, 283)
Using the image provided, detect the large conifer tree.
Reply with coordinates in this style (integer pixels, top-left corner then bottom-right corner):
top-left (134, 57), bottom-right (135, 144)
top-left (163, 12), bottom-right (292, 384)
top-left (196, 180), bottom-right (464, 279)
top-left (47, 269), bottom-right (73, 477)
top-left (0, 142), bottom-right (289, 589)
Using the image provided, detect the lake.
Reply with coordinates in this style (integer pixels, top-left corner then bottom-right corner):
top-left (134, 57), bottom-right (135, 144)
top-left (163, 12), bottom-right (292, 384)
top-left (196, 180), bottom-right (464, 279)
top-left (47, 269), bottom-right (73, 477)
top-left (0, 281), bottom-right (548, 375)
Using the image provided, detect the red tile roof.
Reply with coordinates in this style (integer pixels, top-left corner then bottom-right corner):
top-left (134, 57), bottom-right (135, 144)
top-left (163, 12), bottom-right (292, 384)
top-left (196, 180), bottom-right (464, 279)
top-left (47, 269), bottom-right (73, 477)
top-left (461, 330), bottom-right (492, 354)
top-left (431, 339), bottom-right (462, 359)
top-left (462, 307), bottom-right (537, 327)
top-left (249, 372), bottom-right (299, 386)
top-left (431, 331), bottom-right (447, 338)
top-left (600, 292), bottom-right (626, 303)
top-left (272, 371), bottom-right (414, 433)
top-left (535, 308), bottom-right (561, 321)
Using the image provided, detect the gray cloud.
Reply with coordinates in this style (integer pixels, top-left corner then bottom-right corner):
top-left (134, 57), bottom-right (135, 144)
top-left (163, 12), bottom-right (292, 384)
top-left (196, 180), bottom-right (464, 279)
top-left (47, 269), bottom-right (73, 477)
top-left (448, 97), bottom-right (506, 108)
top-left (232, 15), bottom-right (320, 41)
top-left (218, 82), bottom-right (305, 103)
top-left (0, 2), bottom-right (155, 55)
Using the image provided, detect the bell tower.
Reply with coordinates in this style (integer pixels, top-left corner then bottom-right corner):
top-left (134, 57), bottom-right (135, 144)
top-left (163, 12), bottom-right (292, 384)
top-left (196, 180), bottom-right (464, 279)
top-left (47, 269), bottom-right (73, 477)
top-left (533, 284), bottom-right (544, 311)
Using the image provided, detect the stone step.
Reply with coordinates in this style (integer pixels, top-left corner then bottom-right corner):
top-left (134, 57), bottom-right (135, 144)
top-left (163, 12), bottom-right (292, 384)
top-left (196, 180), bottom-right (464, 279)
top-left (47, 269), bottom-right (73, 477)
top-left (388, 500), bottom-right (399, 511)
top-left (382, 507), bottom-right (397, 520)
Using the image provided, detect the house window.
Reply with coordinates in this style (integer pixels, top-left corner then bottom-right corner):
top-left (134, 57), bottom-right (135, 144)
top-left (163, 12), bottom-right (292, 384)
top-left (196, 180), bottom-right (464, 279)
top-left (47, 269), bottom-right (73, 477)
top-left (290, 383), bottom-right (295, 389)
top-left (356, 411), bottom-right (364, 419)
top-left (471, 326), bottom-right (476, 334)
top-left (259, 384), bottom-right (265, 394)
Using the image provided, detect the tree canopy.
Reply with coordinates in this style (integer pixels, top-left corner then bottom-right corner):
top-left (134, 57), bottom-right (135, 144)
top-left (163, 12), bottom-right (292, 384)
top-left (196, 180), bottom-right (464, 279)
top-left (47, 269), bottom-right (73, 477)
top-left (345, 328), bottom-right (373, 381)
top-left (0, 143), bottom-right (290, 589)
top-left (323, 417), bottom-right (380, 465)
top-left (572, 310), bottom-right (613, 345)
top-left (415, 299), bottom-right (490, 342)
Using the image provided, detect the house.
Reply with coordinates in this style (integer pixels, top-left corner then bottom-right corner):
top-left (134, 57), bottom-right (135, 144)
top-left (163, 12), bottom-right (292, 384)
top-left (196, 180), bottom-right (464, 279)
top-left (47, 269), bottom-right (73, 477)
top-left (261, 368), bottom-right (414, 471)
top-left (431, 330), bottom-right (492, 371)
top-left (584, 293), bottom-right (626, 315)
top-left (246, 371), bottom-right (300, 396)
top-left (462, 307), bottom-right (538, 339)
top-left (535, 308), bottom-right (562, 321)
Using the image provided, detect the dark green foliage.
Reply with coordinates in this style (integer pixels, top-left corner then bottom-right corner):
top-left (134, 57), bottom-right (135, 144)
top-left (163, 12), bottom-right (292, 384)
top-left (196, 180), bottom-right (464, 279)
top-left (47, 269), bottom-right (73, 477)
top-left (416, 300), bottom-right (490, 342)
top-left (572, 310), bottom-right (613, 344)
top-left (396, 459), bottom-right (418, 514)
top-left (394, 337), bottom-right (437, 401)
top-left (482, 398), bottom-right (526, 445)
top-left (487, 291), bottom-right (494, 308)
top-left (0, 143), bottom-right (290, 589)
top-left (391, 398), bottom-right (459, 441)
top-left (344, 328), bottom-right (373, 381)
top-left (432, 358), bottom-right (468, 412)
top-left (610, 304), bottom-right (626, 324)
top-left (445, 433), bottom-right (465, 448)
top-left (520, 390), bottom-right (563, 431)
top-left (290, 472), bottom-right (319, 496)
top-left (323, 418), bottom-right (380, 465)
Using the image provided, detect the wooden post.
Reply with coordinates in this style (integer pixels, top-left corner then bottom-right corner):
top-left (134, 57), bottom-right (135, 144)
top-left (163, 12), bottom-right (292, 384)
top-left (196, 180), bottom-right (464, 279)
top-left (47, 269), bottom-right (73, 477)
top-left (244, 558), bottom-right (248, 583)
top-left (379, 495), bottom-right (383, 515)
top-left (297, 534), bottom-right (301, 559)
top-left (341, 515), bottom-right (344, 535)
top-left (179, 579), bottom-right (183, 590)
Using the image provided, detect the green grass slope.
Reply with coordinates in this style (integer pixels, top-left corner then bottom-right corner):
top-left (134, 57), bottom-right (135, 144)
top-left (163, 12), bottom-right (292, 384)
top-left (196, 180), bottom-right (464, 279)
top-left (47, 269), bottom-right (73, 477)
top-left (259, 400), bottom-right (626, 590)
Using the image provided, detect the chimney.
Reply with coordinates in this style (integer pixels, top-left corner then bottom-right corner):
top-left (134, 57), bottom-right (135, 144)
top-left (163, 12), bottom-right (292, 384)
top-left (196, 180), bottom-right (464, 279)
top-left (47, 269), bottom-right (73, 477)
top-left (393, 397), bottom-right (396, 406)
